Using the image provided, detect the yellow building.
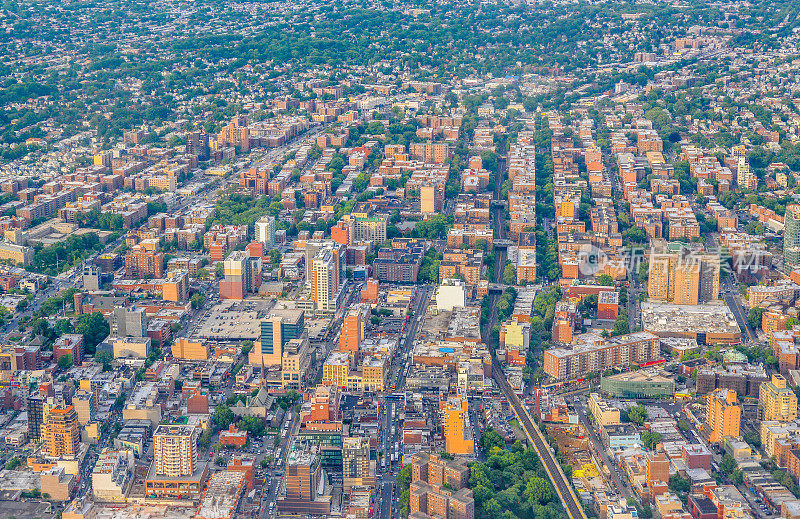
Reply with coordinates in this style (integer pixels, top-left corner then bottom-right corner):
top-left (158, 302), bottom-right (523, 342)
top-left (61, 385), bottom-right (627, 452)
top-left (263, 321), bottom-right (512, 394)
top-left (153, 425), bottom-right (199, 477)
top-left (83, 422), bottom-right (101, 443)
top-left (759, 374), bottom-right (798, 422)
top-left (588, 393), bottom-right (621, 427)
top-left (171, 338), bottom-right (209, 361)
top-left (0, 243), bottom-right (33, 266)
top-left (346, 373), bottom-right (365, 392)
top-left (706, 389), bottom-right (741, 443)
top-left (113, 337), bottom-right (151, 359)
top-left (443, 396), bottom-right (475, 455)
top-left (323, 351), bottom-right (350, 388)
top-left (761, 421), bottom-right (796, 458)
top-left (421, 185), bottom-right (437, 213)
top-left (320, 200), bottom-right (336, 214)
top-left (45, 405), bottom-right (81, 458)
top-left (500, 320), bottom-right (528, 351)
top-left (281, 337), bottom-right (310, 390)
top-left (645, 151), bottom-right (666, 167)
top-left (556, 197), bottom-right (575, 218)
top-left (94, 151), bottom-right (111, 167)
top-left (148, 175), bottom-right (177, 192)
top-left (386, 288), bottom-right (414, 304)
top-left (362, 356), bottom-right (385, 392)
top-left (654, 493), bottom-right (684, 518)
top-left (673, 262), bottom-right (700, 305)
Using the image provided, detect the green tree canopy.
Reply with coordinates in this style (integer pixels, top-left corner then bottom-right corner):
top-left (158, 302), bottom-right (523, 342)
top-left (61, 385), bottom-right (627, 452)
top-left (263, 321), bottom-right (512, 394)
top-left (57, 354), bottom-right (74, 370)
top-left (503, 264), bottom-right (517, 285)
top-left (597, 274), bottom-right (614, 286)
top-left (720, 454), bottom-right (737, 475)
top-left (212, 405), bottom-right (234, 430)
top-left (640, 431), bottom-right (662, 450)
top-left (626, 405), bottom-right (648, 426)
top-left (479, 429), bottom-right (505, 453)
top-left (75, 312), bottom-right (109, 355)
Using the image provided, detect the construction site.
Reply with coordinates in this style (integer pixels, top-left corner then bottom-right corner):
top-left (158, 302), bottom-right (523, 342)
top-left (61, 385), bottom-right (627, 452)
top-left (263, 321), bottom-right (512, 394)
top-left (545, 422), bottom-right (610, 494)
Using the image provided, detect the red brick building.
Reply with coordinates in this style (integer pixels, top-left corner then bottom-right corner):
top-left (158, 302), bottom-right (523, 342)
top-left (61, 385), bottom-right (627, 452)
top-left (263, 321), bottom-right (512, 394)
top-left (53, 335), bottom-right (84, 366)
top-left (146, 319), bottom-right (172, 348)
top-left (360, 279), bottom-right (378, 303)
top-left (227, 456), bottom-right (255, 489)
top-left (219, 425), bottom-right (247, 449)
top-left (124, 247), bottom-right (164, 278)
top-left (187, 391), bottom-right (209, 415)
top-left (597, 291), bottom-right (620, 320)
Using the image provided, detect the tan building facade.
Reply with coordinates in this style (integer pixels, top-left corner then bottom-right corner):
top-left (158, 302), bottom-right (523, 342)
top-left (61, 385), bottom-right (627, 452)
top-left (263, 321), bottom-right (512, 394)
top-left (760, 374), bottom-right (798, 422)
top-left (589, 392), bottom-right (621, 426)
top-left (342, 436), bottom-right (373, 490)
top-left (543, 332), bottom-right (660, 380)
top-left (171, 338), bottom-right (209, 361)
top-left (706, 389), bottom-right (741, 443)
top-left (648, 249), bottom-right (720, 305)
top-left (45, 406), bottom-right (81, 458)
top-left (153, 425), bottom-right (198, 477)
top-left (409, 142), bottom-right (451, 164)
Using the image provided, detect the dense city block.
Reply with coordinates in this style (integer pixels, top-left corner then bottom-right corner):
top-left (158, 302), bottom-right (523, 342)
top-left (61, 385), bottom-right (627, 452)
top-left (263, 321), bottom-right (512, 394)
top-left (1, 0), bottom-right (800, 519)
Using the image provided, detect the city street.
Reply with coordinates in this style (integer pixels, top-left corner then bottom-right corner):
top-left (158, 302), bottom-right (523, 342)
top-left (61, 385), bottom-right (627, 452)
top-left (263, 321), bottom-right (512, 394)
top-left (0, 2), bottom-right (796, 519)
top-left (723, 276), bottom-right (757, 343)
top-left (575, 402), bottom-right (632, 500)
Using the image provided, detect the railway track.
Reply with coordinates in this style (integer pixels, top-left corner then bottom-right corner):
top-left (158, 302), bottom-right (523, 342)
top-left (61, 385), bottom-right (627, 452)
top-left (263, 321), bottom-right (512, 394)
top-left (480, 147), bottom-right (585, 519)
top-left (491, 364), bottom-right (588, 519)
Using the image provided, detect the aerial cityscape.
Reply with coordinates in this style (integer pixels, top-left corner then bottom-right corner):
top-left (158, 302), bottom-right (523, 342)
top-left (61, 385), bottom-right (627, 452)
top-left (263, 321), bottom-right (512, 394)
top-left (1, 0), bottom-right (800, 519)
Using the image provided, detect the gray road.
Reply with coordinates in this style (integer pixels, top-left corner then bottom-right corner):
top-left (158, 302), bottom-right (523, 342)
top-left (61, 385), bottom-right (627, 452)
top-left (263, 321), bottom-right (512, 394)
top-left (722, 276), bottom-right (756, 343)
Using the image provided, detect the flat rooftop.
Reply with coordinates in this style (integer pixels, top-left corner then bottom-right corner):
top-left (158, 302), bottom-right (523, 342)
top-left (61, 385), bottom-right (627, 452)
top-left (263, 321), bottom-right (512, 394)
top-left (0, 469), bottom-right (39, 490)
top-left (196, 299), bottom-right (276, 340)
top-left (146, 460), bottom-right (208, 483)
top-left (602, 371), bottom-right (673, 384)
top-left (196, 470), bottom-right (245, 519)
top-left (696, 363), bottom-right (767, 378)
top-left (92, 503), bottom-right (195, 519)
top-left (446, 306), bottom-right (482, 341)
top-left (287, 442), bottom-right (319, 467)
top-left (659, 336), bottom-right (699, 350)
top-left (0, 500), bottom-right (53, 519)
top-left (640, 301), bottom-right (740, 335)
top-left (546, 331), bottom-right (658, 358)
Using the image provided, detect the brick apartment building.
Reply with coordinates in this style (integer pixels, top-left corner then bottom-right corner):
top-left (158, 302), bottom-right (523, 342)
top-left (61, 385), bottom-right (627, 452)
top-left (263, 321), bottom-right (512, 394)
top-left (410, 453), bottom-right (474, 519)
top-left (125, 247), bottom-right (164, 278)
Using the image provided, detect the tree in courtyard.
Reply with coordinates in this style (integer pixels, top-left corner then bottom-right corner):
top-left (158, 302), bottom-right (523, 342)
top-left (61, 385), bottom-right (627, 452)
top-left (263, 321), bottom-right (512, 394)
top-left (640, 431), bottom-right (662, 450)
top-left (75, 312), bottom-right (109, 354)
top-left (627, 405), bottom-right (648, 426)
top-left (212, 405), bottom-right (234, 430)
top-left (720, 454), bottom-right (737, 475)
top-left (57, 354), bottom-right (73, 370)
